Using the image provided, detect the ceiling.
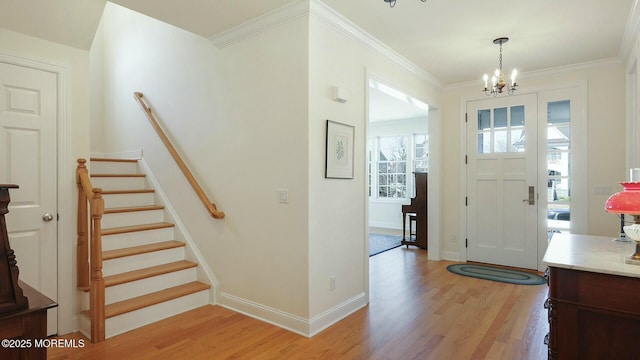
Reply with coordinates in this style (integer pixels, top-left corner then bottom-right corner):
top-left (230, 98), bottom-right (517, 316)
top-left (0, 0), bottom-right (636, 120)
top-left (108, 0), bottom-right (637, 86)
top-left (0, 0), bottom-right (636, 86)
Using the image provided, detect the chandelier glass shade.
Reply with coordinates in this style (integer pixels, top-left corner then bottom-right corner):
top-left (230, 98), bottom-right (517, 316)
top-left (483, 37), bottom-right (518, 97)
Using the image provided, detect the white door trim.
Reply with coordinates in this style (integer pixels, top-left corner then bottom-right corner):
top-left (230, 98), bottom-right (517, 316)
top-left (0, 52), bottom-right (72, 335)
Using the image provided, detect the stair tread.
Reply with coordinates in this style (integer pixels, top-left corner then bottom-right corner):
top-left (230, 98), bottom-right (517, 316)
top-left (102, 222), bottom-right (174, 236)
top-left (91, 173), bottom-right (146, 178)
top-left (104, 260), bottom-right (197, 287)
top-left (90, 158), bottom-right (138, 163)
top-left (104, 205), bottom-right (165, 214)
top-left (101, 189), bottom-right (155, 195)
top-left (103, 240), bottom-right (185, 260)
top-left (104, 281), bottom-right (209, 318)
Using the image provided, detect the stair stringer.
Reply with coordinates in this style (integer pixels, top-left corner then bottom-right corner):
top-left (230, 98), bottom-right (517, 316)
top-left (136, 157), bottom-right (219, 303)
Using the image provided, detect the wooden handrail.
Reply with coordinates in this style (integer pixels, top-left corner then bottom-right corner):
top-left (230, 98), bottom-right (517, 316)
top-left (133, 92), bottom-right (225, 219)
top-left (76, 158), bottom-right (106, 343)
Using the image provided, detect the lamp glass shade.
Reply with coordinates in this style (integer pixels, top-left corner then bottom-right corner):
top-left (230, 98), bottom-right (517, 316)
top-left (605, 182), bottom-right (640, 215)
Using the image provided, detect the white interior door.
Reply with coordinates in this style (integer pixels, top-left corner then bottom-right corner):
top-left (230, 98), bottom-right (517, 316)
top-left (466, 94), bottom-right (538, 269)
top-left (0, 61), bottom-right (58, 334)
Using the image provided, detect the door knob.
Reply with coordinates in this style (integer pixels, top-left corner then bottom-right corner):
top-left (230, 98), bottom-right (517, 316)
top-left (42, 213), bottom-right (54, 222)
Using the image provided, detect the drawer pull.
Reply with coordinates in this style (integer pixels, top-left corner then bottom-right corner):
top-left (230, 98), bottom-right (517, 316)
top-left (544, 298), bottom-right (551, 309)
top-left (544, 333), bottom-right (549, 346)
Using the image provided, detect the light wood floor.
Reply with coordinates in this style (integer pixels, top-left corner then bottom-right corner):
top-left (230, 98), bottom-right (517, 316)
top-left (49, 247), bottom-right (549, 359)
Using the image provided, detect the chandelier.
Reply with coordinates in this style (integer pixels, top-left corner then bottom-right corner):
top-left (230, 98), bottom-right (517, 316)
top-left (482, 37), bottom-right (518, 96)
top-left (384, 0), bottom-right (427, 8)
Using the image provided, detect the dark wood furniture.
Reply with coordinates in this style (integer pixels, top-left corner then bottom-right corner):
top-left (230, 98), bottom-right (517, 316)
top-left (0, 184), bottom-right (57, 360)
top-left (0, 184), bottom-right (28, 314)
top-left (401, 172), bottom-right (427, 249)
top-left (544, 233), bottom-right (640, 360)
top-left (0, 281), bottom-right (57, 360)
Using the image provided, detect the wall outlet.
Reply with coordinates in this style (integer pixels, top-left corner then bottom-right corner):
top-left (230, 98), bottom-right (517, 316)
top-left (330, 275), bottom-right (336, 291)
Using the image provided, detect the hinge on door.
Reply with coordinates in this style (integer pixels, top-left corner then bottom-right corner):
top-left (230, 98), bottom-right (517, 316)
top-left (465, 197), bottom-right (468, 206)
top-left (465, 155), bottom-right (468, 164)
top-left (465, 238), bottom-right (468, 248)
top-left (465, 113), bottom-right (468, 123)
top-left (57, 213), bottom-right (59, 221)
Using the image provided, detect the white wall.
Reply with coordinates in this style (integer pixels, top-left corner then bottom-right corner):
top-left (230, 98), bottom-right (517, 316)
top-left (307, 10), bottom-right (441, 326)
top-left (440, 61), bottom-right (627, 258)
top-left (0, 27), bottom-right (92, 335)
top-left (94, 2), bottom-right (311, 328)
top-left (368, 117), bottom-right (428, 229)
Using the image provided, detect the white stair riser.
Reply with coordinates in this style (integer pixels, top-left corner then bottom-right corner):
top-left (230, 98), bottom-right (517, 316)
top-left (104, 290), bottom-right (209, 339)
top-left (105, 268), bottom-right (198, 305)
top-left (102, 227), bottom-right (174, 251)
top-left (91, 177), bottom-right (147, 191)
top-left (102, 210), bottom-right (164, 229)
top-left (90, 161), bottom-right (138, 174)
top-left (103, 247), bottom-right (185, 276)
top-left (102, 227), bottom-right (175, 251)
top-left (102, 192), bottom-right (155, 207)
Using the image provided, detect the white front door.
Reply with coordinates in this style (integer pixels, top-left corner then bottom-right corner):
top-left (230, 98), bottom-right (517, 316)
top-left (466, 94), bottom-right (538, 269)
top-left (0, 61), bottom-right (58, 334)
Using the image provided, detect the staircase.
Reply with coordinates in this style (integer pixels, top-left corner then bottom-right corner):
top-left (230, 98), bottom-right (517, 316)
top-left (79, 158), bottom-right (210, 340)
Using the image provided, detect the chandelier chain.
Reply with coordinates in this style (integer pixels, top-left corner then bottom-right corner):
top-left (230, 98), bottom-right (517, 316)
top-left (498, 43), bottom-right (503, 72)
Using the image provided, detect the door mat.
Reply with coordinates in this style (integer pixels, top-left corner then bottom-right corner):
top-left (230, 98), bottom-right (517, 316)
top-left (446, 263), bottom-right (547, 285)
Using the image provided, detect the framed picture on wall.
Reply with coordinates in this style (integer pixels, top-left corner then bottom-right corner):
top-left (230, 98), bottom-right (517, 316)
top-left (325, 120), bottom-right (355, 179)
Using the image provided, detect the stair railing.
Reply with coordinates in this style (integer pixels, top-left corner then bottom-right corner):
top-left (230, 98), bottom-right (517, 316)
top-left (133, 92), bottom-right (225, 219)
top-left (76, 158), bottom-right (106, 343)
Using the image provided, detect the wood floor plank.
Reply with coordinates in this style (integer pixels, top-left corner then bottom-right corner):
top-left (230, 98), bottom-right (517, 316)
top-left (49, 247), bottom-right (549, 359)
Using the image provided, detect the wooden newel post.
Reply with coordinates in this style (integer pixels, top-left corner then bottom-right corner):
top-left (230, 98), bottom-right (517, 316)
top-left (77, 159), bottom-right (90, 291)
top-left (90, 187), bottom-right (105, 342)
top-left (0, 184), bottom-right (28, 314)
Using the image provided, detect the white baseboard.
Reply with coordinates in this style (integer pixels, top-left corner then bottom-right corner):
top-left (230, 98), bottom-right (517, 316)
top-left (217, 291), bottom-right (367, 338)
top-left (217, 292), bottom-right (310, 337)
top-left (308, 292), bottom-right (367, 337)
top-left (441, 251), bottom-right (460, 262)
top-left (369, 221), bottom-right (402, 230)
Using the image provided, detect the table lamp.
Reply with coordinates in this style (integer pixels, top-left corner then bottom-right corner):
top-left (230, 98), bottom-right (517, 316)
top-left (605, 181), bottom-right (640, 264)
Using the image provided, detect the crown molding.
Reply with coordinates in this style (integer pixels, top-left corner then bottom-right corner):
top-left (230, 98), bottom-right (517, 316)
top-left (209, 0), bottom-right (443, 90)
top-left (208, 0), bottom-right (309, 48)
top-left (619, 0), bottom-right (640, 64)
top-left (308, 0), bottom-right (443, 89)
top-left (445, 57), bottom-right (622, 92)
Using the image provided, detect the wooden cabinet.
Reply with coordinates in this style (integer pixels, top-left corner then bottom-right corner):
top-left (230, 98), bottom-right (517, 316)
top-left (0, 281), bottom-right (57, 360)
top-left (0, 185), bottom-right (57, 359)
top-left (544, 234), bottom-right (640, 360)
top-left (547, 267), bottom-right (640, 359)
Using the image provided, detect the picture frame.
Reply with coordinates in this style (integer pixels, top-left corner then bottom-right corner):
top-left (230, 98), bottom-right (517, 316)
top-left (325, 120), bottom-right (355, 179)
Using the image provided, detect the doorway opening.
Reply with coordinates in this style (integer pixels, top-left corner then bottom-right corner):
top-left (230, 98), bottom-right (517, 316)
top-left (366, 78), bottom-right (428, 257)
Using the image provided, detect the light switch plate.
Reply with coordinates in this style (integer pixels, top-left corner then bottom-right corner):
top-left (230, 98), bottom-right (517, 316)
top-left (278, 189), bottom-right (288, 203)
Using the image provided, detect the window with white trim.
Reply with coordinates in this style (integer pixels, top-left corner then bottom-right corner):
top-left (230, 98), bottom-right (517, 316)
top-left (369, 133), bottom-right (428, 200)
